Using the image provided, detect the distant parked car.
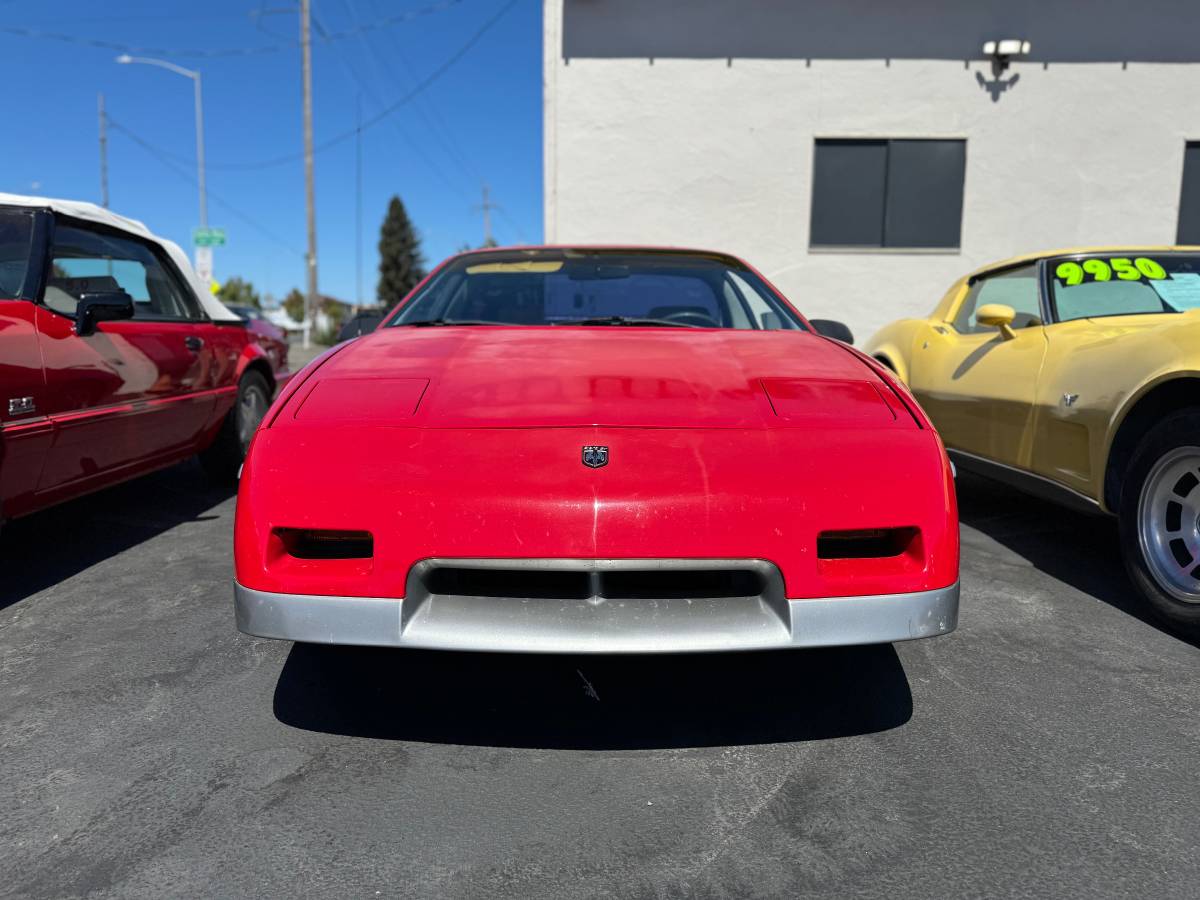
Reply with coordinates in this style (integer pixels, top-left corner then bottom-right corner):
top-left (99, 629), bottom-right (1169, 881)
top-left (336, 307), bottom-right (385, 343)
top-left (864, 245), bottom-right (1200, 634)
top-left (0, 193), bottom-right (293, 525)
top-left (225, 304), bottom-right (289, 374)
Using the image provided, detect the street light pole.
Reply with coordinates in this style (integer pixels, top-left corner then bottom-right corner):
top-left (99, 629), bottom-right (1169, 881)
top-left (115, 55), bottom-right (209, 275)
top-left (193, 72), bottom-right (207, 229)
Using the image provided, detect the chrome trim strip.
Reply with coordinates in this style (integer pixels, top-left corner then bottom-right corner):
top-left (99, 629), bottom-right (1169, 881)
top-left (234, 563), bottom-right (959, 654)
top-left (948, 447), bottom-right (1104, 516)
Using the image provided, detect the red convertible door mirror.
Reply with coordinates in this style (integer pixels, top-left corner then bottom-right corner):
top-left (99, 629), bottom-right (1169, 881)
top-left (75, 290), bottom-right (135, 336)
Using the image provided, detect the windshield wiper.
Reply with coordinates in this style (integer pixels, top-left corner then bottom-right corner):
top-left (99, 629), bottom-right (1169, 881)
top-left (553, 315), bottom-right (700, 328)
top-left (397, 318), bottom-right (509, 327)
top-left (398, 316), bottom-right (702, 328)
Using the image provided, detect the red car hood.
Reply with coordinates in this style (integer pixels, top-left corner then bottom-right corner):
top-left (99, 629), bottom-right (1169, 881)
top-left (237, 327), bottom-right (955, 600)
top-left (274, 326), bottom-right (915, 429)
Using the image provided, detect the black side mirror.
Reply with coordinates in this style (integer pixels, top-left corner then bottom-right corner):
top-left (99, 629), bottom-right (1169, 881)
top-left (809, 318), bottom-right (854, 344)
top-left (76, 290), bottom-right (135, 336)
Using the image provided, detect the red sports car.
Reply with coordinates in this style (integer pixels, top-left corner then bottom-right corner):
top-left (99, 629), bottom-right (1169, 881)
top-left (0, 195), bottom-right (290, 523)
top-left (235, 247), bottom-right (958, 653)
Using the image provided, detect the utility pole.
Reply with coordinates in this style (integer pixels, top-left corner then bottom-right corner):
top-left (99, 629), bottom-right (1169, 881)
top-left (301, 0), bottom-right (318, 348)
top-left (355, 92), bottom-right (362, 312)
top-left (98, 93), bottom-right (109, 208)
top-left (476, 183), bottom-right (497, 247)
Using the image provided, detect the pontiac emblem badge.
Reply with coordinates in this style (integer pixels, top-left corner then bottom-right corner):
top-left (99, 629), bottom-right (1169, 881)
top-left (582, 445), bottom-right (609, 468)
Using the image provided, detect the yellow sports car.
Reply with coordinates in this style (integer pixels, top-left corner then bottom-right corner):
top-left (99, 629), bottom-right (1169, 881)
top-left (864, 246), bottom-right (1200, 634)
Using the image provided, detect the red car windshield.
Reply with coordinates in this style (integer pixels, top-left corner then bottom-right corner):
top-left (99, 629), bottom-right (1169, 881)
top-left (389, 251), bottom-right (806, 330)
top-left (0, 209), bottom-right (36, 300)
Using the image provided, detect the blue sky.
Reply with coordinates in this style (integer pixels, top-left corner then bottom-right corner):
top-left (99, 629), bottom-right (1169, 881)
top-left (1, 0), bottom-right (542, 304)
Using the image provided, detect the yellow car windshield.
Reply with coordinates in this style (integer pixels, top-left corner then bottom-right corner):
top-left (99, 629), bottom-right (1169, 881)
top-left (1051, 254), bottom-right (1200, 321)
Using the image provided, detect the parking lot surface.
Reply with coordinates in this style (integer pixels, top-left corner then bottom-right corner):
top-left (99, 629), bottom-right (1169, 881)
top-left (1, 466), bottom-right (1198, 899)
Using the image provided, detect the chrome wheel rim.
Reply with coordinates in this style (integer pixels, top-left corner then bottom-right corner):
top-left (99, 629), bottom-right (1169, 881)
top-left (1137, 446), bottom-right (1200, 604)
top-left (238, 384), bottom-right (269, 451)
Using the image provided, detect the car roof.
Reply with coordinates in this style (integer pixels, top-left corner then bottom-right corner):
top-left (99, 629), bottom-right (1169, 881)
top-left (972, 245), bottom-right (1200, 279)
top-left (446, 244), bottom-right (753, 268)
top-left (0, 191), bottom-right (241, 322)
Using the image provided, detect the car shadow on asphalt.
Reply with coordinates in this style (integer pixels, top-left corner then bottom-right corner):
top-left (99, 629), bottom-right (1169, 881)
top-left (272, 641), bottom-right (912, 749)
top-left (956, 471), bottom-right (1200, 648)
top-left (0, 460), bottom-right (235, 612)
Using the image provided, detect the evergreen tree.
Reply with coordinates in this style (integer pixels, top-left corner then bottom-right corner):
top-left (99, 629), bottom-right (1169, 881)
top-left (377, 195), bottom-right (425, 305)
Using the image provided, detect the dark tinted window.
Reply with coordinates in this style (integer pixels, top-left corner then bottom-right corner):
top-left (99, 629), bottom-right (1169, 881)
top-left (1178, 143), bottom-right (1200, 244)
top-left (0, 209), bottom-right (35, 299)
top-left (389, 252), bottom-right (806, 330)
top-left (811, 139), bottom-right (966, 249)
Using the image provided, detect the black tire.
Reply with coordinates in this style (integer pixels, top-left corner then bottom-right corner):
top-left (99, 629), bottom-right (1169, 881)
top-left (199, 370), bottom-right (272, 482)
top-left (1118, 408), bottom-right (1200, 635)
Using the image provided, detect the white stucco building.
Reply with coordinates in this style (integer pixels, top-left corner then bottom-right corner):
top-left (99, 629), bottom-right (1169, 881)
top-left (543, 0), bottom-right (1200, 341)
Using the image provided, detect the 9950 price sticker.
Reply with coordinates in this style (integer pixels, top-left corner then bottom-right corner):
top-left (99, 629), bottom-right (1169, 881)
top-left (1055, 257), bottom-right (1167, 285)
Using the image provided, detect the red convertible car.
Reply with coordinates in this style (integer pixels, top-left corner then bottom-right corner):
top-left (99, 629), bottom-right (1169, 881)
top-left (235, 247), bottom-right (959, 653)
top-left (0, 195), bottom-right (289, 524)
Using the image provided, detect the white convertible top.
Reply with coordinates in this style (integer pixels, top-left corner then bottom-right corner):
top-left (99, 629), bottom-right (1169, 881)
top-left (0, 191), bottom-right (241, 322)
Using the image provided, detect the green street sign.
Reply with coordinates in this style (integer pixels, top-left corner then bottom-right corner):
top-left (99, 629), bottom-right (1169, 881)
top-left (193, 227), bottom-right (226, 247)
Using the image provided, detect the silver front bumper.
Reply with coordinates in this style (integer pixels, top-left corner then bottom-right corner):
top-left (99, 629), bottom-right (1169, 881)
top-left (235, 559), bottom-right (958, 653)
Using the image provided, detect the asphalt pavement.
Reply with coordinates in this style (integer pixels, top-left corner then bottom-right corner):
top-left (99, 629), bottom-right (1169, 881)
top-left (1, 465), bottom-right (1198, 899)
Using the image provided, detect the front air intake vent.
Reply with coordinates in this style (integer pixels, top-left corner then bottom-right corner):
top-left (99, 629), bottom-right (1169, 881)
top-left (276, 528), bottom-right (374, 560)
top-left (817, 527), bottom-right (918, 559)
top-left (400, 558), bottom-right (791, 653)
top-left (420, 565), bottom-right (768, 602)
top-left (425, 567), bottom-right (592, 600)
top-left (602, 568), bottom-right (765, 600)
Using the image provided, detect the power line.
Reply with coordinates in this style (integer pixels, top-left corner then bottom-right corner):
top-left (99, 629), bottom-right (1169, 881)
top-left (97, 0), bottom-right (516, 175)
top-left (474, 183), bottom-right (496, 245)
top-left (356, 0), bottom-right (483, 187)
top-left (193, 0), bottom-right (519, 171)
top-left (107, 116), bottom-right (305, 257)
top-left (348, 0), bottom-right (530, 245)
top-left (0, 0), bottom-right (462, 59)
top-left (496, 204), bottom-right (529, 244)
top-left (334, 0), bottom-right (463, 173)
top-left (312, 4), bottom-right (469, 198)
top-left (308, 0), bottom-right (462, 41)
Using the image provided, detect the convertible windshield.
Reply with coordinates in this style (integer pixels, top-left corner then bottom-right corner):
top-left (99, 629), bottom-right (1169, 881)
top-left (388, 251), bottom-right (806, 330)
top-left (1050, 253), bottom-right (1200, 321)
